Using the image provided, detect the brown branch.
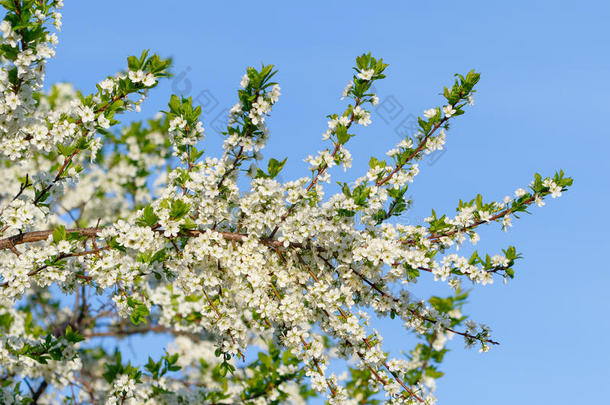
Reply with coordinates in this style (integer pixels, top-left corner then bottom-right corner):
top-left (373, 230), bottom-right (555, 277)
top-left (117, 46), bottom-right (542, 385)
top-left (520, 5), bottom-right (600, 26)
top-left (376, 117), bottom-right (448, 187)
top-left (425, 196), bottom-right (536, 243)
top-left (29, 89), bottom-right (129, 206)
top-left (215, 89), bottom-right (261, 193)
top-left (414, 265), bottom-right (509, 275)
top-left (285, 250), bottom-right (422, 402)
top-left (0, 227), bottom-right (101, 250)
top-left (75, 376), bottom-right (97, 404)
top-left (217, 145), bottom-right (244, 190)
top-left (83, 325), bottom-right (200, 340)
top-left (30, 380), bottom-right (48, 404)
top-left (0, 246), bottom-right (104, 288)
top-left (33, 149), bottom-right (80, 206)
top-left (11, 173), bottom-right (32, 202)
top-left (268, 98), bottom-right (363, 239)
top-left (0, 226), bottom-right (308, 253)
top-left (313, 252), bottom-right (498, 345)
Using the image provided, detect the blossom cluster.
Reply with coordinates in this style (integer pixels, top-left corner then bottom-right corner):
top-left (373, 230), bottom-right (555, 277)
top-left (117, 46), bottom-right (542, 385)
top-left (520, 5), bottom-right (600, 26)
top-left (0, 3), bottom-right (572, 404)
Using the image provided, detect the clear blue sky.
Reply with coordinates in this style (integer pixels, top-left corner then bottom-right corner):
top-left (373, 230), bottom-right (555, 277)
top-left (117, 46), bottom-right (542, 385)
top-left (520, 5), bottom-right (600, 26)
top-left (46, 1), bottom-right (609, 403)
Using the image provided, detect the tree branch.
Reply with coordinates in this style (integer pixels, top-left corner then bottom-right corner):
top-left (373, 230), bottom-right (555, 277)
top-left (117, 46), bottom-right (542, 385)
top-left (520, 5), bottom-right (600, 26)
top-left (31, 380), bottom-right (48, 404)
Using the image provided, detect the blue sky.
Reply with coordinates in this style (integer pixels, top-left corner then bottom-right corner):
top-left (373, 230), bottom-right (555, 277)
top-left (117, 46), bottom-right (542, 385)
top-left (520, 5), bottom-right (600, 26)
top-left (46, 1), bottom-right (609, 403)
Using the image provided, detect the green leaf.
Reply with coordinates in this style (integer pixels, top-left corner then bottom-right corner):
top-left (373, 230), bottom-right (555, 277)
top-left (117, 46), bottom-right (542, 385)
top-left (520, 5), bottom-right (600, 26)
top-left (267, 157), bottom-right (287, 179)
top-left (168, 95), bottom-right (181, 115)
top-left (184, 294), bottom-right (202, 302)
top-left (127, 298), bottom-right (150, 325)
top-left (336, 125), bottom-right (351, 144)
top-left (106, 236), bottom-right (126, 252)
top-left (258, 352), bottom-right (272, 369)
top-left (136, 204), bottom-right (159, 227)
top-left (127, 55), bottom-right (140, 71)
top-left (169, 199), bottom-right (190, 220)
top-left (52, 225), bottom-right (66, 243)
top-left (425, 366), bottom-right (444, 379)
top-left (64, 325), bottom-right (85, 344)
top-left (0, 313), bottom-right (13, 330)
top-left (7, 67), bottom-right (18, 87)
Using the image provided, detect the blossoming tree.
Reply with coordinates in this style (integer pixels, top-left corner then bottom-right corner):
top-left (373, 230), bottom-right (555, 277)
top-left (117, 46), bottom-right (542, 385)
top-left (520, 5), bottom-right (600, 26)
top-left (0, 1), bottom-right (572, 404)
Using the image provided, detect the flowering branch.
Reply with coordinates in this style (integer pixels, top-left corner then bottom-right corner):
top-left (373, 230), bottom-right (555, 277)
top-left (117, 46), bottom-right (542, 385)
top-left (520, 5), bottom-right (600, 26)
top-left (0, 4), bottom-right (572, 402)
